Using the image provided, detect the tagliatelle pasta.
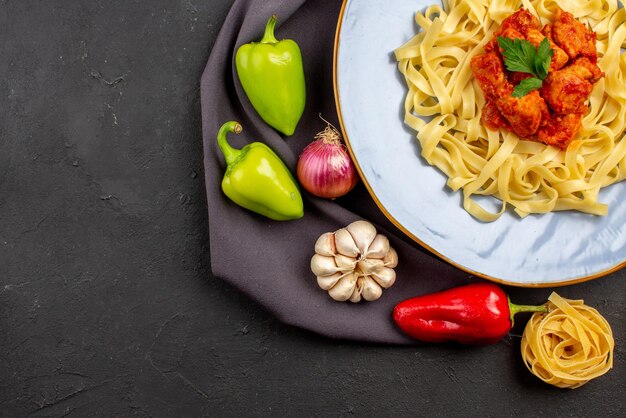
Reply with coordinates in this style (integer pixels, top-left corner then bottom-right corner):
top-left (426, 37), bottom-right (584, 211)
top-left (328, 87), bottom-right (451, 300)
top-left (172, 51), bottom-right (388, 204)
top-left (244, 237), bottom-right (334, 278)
top-left (520, 292), bottom-right (614, 388)
top-left (395, 0), bottom-right (626, 221)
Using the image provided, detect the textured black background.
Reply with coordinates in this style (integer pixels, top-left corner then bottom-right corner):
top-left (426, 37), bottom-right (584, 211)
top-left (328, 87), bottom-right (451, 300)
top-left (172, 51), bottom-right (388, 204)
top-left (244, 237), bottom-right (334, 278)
top-left (1, 1), bottom-right (625, 416)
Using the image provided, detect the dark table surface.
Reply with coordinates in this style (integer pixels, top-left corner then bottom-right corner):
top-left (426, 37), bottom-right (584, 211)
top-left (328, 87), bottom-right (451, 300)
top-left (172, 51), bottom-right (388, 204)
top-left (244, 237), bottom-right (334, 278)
top-left (1, 1), bottom-right (625, 416)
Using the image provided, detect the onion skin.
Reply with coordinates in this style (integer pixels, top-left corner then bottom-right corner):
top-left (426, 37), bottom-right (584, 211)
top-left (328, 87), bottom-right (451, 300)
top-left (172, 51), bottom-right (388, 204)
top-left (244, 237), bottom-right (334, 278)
top-left (297, 136), bottom-right (358, 198)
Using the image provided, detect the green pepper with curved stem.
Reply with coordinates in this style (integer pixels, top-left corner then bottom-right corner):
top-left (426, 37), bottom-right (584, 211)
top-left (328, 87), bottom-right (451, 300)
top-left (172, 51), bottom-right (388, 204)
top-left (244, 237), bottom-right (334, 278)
top-left (235, 15), bottom-right (306, 136)
top-left (217, 121), bottom-right (304, 221)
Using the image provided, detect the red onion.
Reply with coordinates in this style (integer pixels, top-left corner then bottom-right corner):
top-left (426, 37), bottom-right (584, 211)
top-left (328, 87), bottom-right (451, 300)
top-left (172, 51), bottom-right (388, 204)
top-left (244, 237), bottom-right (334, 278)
top-left (297, 122), bottom-right (358, 199)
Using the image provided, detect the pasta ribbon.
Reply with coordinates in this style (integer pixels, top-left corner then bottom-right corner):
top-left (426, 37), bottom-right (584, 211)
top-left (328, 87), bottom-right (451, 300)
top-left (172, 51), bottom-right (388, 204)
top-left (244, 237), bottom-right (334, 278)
top-left (395, 0), bottom-right (626, 221)
top-left (520, 292), bottom-right (614, 389)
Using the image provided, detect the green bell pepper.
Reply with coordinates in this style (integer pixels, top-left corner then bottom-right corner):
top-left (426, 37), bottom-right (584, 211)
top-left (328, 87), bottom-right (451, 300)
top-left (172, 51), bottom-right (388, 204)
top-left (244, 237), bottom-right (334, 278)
top-left (217, 121), bottom-right (304, 221)
top-left (235, 15), bottom-right (306, 136)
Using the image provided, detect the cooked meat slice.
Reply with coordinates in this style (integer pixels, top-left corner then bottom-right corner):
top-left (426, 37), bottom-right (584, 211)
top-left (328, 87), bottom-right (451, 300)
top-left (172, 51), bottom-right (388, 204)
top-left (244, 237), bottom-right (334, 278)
top-left (498, 8), bottom-right (540, 35)
top-left (537, 112), bottom-right (583, 149)
top-left (481, 100), bottom-right (511, 131)
top-left (540, 57), bottom-right (603, 114)
top-left (552, 7), bottom-right (597, 59)
top-left (500, 26), bottom-right (525, 40)
top-left (569, 57), bottom-right (604, 83)
top-left (541, 71), bottom-right (592, 114)
top-left (470, 52), bottom-right (512, 100)
top-left (495, 90), bottom-right (548, 138)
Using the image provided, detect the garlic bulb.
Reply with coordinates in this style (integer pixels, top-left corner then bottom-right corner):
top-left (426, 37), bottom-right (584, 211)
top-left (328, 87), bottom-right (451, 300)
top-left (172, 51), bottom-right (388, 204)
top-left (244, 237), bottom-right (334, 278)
top-left (311, 220), bottom-right (398, 303)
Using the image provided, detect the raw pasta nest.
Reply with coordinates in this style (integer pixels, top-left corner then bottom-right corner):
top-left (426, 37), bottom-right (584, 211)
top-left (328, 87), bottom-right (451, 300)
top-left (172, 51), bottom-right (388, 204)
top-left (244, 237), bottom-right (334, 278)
top-left (520, 292), bottom-right (614, 388)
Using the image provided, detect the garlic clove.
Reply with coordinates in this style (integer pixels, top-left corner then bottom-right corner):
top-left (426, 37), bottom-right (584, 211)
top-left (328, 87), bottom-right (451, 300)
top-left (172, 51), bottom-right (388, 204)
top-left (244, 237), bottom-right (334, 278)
top-left (371, 267), bottom-right (396, 289)
top-left (366, 234), bottom-right (390, 259)
top-left (334, 228), bottom-right (360, 258)
top-left (328, 272), bottom-right (358, 301)
top-left (349, 283), bottom-right (362, 303)
top-left (317, 272), bottom-right (344, 290)
top-left (357, 258), bottom-right (385, 275)
top-left (346, 220), bottom-right (378, 254)
top-left (383, 247), bottom-right (398, 268)
top-left (360, 275), bottom-right (383, 301)
top-left (315, 232), bottom-right (337, 257)
top-left (335, 254), bottom-right (357, 271)
top-left (311, 254), bottom-right (340, 277)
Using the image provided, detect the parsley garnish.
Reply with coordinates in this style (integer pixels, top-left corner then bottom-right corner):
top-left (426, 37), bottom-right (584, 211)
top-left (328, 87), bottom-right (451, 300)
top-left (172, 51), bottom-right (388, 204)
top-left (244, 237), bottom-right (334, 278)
top-left (497, 36), bottom-right (553, 97)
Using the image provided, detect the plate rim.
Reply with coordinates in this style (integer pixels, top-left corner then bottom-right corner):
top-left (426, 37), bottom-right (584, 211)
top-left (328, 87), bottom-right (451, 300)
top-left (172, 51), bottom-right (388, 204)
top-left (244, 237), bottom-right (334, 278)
top-left (332, 0), bottom-right (626, 288)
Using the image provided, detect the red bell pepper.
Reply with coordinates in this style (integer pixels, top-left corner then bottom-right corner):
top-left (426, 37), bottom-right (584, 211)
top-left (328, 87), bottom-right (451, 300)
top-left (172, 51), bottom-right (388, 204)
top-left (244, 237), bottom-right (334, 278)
top-left (393, 282), bottom-right (548, 345)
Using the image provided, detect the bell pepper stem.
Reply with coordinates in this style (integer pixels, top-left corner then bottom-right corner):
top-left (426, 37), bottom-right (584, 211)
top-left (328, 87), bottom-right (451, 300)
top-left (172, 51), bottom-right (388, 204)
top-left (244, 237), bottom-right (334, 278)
top-left (260, 15), bottom-right (278, 44)
top-left (508, 298), bottom-right (549, 326)
top-left (217, 121), bottom-right (243, 166)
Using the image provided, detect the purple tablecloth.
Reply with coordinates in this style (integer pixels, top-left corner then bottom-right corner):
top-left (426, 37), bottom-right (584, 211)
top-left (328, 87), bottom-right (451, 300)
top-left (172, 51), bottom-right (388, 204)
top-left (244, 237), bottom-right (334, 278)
top-left (200, 0), bottom-right (473, 344)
